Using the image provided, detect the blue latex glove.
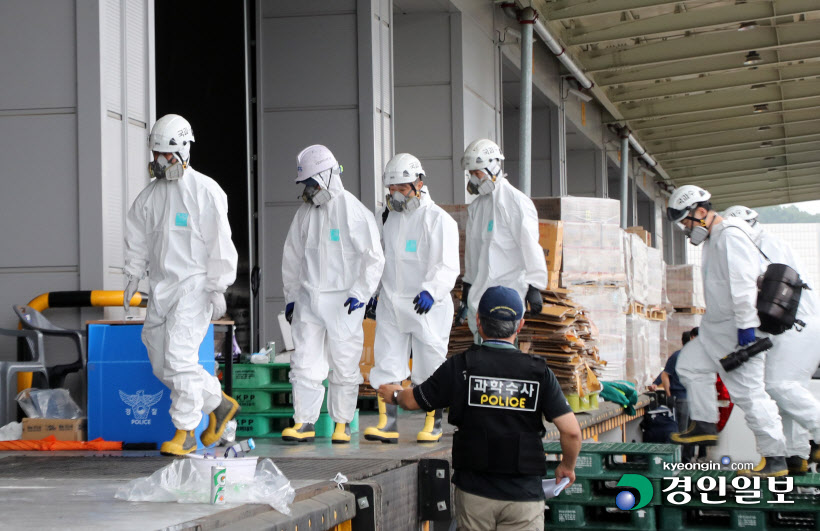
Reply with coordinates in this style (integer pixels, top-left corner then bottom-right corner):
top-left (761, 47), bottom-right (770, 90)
top-left (365, 297), bottom-right (378, 320)
top-left (413, 291), bottom-right (434, 315)
top-left (285, 302), bottom-right (294, 324)
top-left (344, 297), bottom-right (364, 314)
top-left (738, 328), bottom-right (756, 346)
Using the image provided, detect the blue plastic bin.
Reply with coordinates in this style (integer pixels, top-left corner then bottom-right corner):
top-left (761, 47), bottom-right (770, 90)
top-left (87, 323), bottom-right (214, 448)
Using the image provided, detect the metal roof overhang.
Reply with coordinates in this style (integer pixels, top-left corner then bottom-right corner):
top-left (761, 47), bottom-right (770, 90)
top-left (531, 0), bottom-right (820, 209)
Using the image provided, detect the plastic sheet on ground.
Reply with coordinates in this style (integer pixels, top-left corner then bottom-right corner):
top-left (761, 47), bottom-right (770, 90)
top-left (0, 422), bottom-right (22, 441)
top-left (115, 457), bottom-right (295, 514)
top-left (17, 388), bottom-right (83, 419)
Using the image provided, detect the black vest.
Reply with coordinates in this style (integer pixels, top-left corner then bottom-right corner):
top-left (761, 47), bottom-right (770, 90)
top-left (450, 344), bottom-right (548, 476)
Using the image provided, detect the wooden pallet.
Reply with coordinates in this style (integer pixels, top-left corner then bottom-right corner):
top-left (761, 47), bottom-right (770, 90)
top-left (646, 307), bottom-right (667, 321)
top-left (626, 301), bottom-right (646, 315)
top-left (674, 307), bottom-right (705, 314)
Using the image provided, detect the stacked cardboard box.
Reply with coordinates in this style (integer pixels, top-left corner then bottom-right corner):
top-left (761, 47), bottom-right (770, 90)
top-left (624, 233), bottom-right (649, 306)
top-left (539, 220), bottom-right (563, 289)
top-left (646, 247), bottom-right (664, 308)
top-left (666, 264), bottom-right (706, 309)
top-left (532, 197), bottom-right (625, 288)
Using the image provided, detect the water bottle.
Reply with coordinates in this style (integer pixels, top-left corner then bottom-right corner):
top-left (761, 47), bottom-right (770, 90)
top-left (219, 419), bottom-right (237, 444)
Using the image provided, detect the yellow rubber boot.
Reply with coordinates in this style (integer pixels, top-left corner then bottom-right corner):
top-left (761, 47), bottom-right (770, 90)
top-left (363, 396), bottom-right (399, 443)
top-left (331, 423), bottom-right (351, 444)
top-left (787, 456), bottom-right (808, 476)
top-left (737, 456), bottom-right (788, 477)
top-left (200, 392), bottom-right (241, 447)
top-left (417, 409), bottom-right (443, 442)
top-left (282, 422), bottom-right (315, 442)
top-left (160, 429), bottom-right (197, 456)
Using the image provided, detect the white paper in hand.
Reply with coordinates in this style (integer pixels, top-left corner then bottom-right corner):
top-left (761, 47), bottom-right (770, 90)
top-left (542, 477), bottom-right (571, 499)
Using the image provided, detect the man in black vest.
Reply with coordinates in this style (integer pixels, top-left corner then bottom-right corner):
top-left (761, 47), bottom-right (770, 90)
top-left (378, 286), bottom-right (581, 530)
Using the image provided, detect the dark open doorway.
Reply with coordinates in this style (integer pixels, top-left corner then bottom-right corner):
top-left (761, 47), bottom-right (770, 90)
top-left (155, 1), bottom-right (257, 352)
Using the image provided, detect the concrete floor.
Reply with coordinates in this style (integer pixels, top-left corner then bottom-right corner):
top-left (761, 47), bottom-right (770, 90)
top-left (0, 409), bottom-right (453, 531)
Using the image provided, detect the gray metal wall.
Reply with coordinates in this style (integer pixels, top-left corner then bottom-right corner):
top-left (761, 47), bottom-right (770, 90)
top-left (394, 10), bottom-right (461, 204)
top-left (257, 0), bottom-right (392, 349)
top-left (0, 0), bottom-right (153, 361)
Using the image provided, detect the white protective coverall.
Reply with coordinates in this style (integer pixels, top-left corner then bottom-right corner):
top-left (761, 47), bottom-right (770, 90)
top-left (125, 167), bottom-right (238, 430)
top-left (370, 188), bottom-right (460, 388)
top-left (676, 217), bottom-right (786, 457)
top-left (463, 177), bottom-right (547, 335)
top-left (282, 174), bottom-right (385, 424)
top-left (752, 226), bottom-right (820, 459)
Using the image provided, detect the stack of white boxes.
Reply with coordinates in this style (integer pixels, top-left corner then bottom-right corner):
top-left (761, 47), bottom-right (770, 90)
top-left (531, 197), bottom-right (628, 383)
top-left (665, 265), bottom-right (706, 359)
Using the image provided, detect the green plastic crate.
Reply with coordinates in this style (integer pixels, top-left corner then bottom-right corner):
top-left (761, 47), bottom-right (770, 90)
top-left (222, 363), bottom-right (290, 388)
top-left (546, 502), bottom-right (656, 530)
top-left (233, 387), bottom-right (328, 413)
top-left (235, 412), bottom-right (293, 438)
top-left (545, 442), bottom-right (680, 478)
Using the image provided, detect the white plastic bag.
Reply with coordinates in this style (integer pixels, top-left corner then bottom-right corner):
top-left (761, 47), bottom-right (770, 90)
top-left (0, 422), bottom-right (22, 441)
top-left (114, 457), bottom-right (295, 514)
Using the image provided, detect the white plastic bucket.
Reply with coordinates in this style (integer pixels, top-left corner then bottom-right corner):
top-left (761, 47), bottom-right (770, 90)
top-left (186, 454), bottom-right (259, 484)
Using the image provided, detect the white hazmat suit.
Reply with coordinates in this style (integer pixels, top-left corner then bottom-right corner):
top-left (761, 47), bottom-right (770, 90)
top-left (463, 177), bottom-right (547, 335)
top-left (125, 166), bottom-right (238, 431)
top-left (282, 168), bottom-right (385, 425)
top-left (753, 226), bottom-right (820, 459)
top-left (370, 188), bottom-right (460, 388)
top-left (676, 218), bottom-right (786, 457)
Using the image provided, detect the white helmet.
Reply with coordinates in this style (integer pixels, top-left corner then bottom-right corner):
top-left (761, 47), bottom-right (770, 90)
top-left (296, 144), bottom-right (339, 184)
top-left (723, 205), bottom-right (759, 224)
top-left (148, 114), bottom-right (194, 164)
top-left (667, 185), bottom-right (712, 223)
top-left (461, 139), bottom-right (504, 174)
top-left (383, 153), bottom-right (425, 186)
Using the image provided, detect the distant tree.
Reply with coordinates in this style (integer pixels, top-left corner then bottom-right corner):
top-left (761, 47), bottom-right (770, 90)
top-left (756, 205), bottom-right (820, 224)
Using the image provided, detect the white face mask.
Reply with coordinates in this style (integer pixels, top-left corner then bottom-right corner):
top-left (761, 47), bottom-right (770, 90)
top-left (386, 190), bottom-right (420, 213)
top-left (467, 173), bottom-right (495, 196)
top-left (685, 225), bottom-right (709, 246)
top-left (148, 154), bottom-right (185, 180)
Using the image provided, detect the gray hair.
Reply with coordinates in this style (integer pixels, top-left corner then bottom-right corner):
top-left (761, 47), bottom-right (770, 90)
top-left (479, 316), bottom-right (520, 339)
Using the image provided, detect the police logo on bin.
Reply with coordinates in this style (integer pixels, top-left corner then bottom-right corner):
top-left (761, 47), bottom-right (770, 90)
top-left (119, 389), bottom-right (163, 425)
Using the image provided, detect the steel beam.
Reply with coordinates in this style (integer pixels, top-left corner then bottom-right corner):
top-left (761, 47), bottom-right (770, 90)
top-left (581, 22), bottom-right (820, 73)
top-left (608, 63), bottom-right (820, 104)
top-left (567, 0), bottom-right (820, 46)
top-left (619, 79), bottom-right (820, 121)
top-left (636, 110), bottom-right (820, 141)
top-left (541, 0), bottom-right (687, 21)
top-left (648, 121), bottom-right (820, 156)
top-left (623, 97), bottom-right (820, 130)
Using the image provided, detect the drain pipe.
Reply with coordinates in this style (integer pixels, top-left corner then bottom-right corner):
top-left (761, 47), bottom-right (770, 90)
top-left (531, 16), bottom-right (593, 90)
top-left (518, 7), bottom-right (536, 197)
top-left (627, 133), bottom-right (657, 169)
top-left (620, 129), bottom-right (630, 229)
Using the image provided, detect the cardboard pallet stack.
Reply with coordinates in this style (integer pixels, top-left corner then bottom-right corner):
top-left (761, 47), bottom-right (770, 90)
top-left (519, 288), bottom-right (604, 411)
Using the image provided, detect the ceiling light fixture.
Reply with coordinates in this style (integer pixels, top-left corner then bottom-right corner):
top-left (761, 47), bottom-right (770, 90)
top-left (753, 104), bottom-right (769, 113)
top-left (738, 21), bottom-right (758, 31)
top-left (750, 84), bottom-right (766, 90)
top-left (744, 51), bottom-right (763, 65)
top-left (760, 141), bottom-right (773, 147)
top-left (758, 125), bottom-right (772, 131)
